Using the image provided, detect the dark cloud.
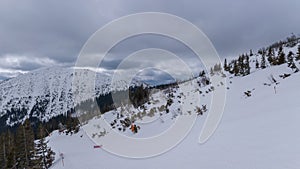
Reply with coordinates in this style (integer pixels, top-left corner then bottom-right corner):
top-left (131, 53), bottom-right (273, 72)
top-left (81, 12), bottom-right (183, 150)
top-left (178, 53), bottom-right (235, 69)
top-left (0, 0), bottom-right (300, 79)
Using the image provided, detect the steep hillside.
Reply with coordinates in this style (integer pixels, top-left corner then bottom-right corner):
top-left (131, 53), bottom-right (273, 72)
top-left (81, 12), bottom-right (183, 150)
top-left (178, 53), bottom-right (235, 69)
top-left (0, 67), bottom-right (142, 127)
top-left (48, 62), bottom-right (300, 169)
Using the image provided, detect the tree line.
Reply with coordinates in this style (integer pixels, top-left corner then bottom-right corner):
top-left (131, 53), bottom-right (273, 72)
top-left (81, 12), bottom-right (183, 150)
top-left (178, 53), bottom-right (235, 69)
top-left (0, 119), bottom-right (55, 169)
top-left (224, 42), bottom-right (300, 76)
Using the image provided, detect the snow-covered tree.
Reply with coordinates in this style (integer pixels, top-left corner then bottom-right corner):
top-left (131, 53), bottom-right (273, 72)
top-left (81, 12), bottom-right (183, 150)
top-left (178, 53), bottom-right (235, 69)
top-left (296, 45), bottom-right (300, 61)
top-left (255, 59), bottom-right (260, 69)
top-left (287, 51), bottom-right (296, 68)
top-left (261, 55), bottom-right (266, 69)
top-left (277, 46), bottom-right (286, 65)
top-left (35, 124), bottom-right (55, 169)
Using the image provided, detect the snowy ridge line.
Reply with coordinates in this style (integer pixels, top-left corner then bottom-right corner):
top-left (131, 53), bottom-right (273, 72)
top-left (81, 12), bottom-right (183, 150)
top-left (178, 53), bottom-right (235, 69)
top-left (0, 67), bottom-right (143, 126)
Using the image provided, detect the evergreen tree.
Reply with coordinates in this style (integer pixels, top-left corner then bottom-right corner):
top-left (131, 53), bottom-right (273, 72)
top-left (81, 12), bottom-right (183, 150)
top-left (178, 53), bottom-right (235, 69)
top-left (224, 59), bottom-right (229, 71)
top-left (15, 119), bottom-right (36, 169)
top-left (36, 125), bottom-right (55, 169)
top-left (277, 46), bottom-right (286, 65)
top-left (296, 45), bottom-right (300, 61)
top-left (244, 55), bottom-right (250, 75)
top-left (4, 130), bottom-right (16, 169)
top-left (287, 51), bottom-right (295, 68)
top-left (261, 55), bottom-right (266, 69)
top-left (210, 67), bottom-right (214, 76)
top-left (255, 59), bottom-right (260, 69)
top-left (233, 60), bottom-right (239, 76)
top-left (267, 48), bottom-right (275, 65)
top-left (250, 49), bottom-right (253, 56)
top-left (0, 133), bottom-right (7, 169)
top-left (238, 56), bottom-right (244, 76)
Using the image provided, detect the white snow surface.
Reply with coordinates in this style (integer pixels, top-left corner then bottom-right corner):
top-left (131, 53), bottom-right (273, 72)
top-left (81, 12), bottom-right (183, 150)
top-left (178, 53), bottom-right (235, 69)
top-left (0, 67), bottom-right (143, 126)
top-left (49, 63), bottom-right (300, 169)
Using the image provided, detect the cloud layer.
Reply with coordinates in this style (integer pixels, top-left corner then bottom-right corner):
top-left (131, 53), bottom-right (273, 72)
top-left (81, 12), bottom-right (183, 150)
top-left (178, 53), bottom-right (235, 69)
top-left (0, 0), bottom-right (300, 80)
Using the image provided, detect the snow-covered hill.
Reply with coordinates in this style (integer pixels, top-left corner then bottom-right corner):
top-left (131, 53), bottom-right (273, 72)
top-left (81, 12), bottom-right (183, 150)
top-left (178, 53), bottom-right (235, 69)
top-left (48, 62), bottom-right (300, 169)
top-left (46, 39), bottom-right (300, 169)
top-left (0, 67), bottom-right (143, 126)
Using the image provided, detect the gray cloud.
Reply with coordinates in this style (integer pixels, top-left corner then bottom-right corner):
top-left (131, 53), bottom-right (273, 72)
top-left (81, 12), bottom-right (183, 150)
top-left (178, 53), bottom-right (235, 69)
top-left (0, 0), bottom-right (300, 80)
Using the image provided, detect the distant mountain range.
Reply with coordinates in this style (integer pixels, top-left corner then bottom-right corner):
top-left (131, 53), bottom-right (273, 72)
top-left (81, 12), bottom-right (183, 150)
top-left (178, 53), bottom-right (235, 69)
top-left (0, 67), bottom-right (145, 127)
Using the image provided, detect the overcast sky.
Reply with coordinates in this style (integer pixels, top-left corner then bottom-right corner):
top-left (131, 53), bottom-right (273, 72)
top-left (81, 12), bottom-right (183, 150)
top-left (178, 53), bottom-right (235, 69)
top-left (0, 0), bottom-right (300, 81)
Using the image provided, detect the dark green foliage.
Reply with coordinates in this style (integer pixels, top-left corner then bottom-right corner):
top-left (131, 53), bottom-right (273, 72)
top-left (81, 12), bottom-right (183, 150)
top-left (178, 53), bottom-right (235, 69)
top-left (65, 116), bottom-right (80, 135)
top-left (261, 55), bottom-right (266, 69)
top-left (35, 125), bottom-right (55, 169)
top-left (0, 133), bottom-right (7, 169)
top-left (228, 55), bottom-right (250, 76)
top-left (286, 33), bottom-right (298, 47)
top-left (258, 47), bottom-right (266, 56)
top-left (255, 59), bottom-right (259, 69)
top-left (0, 131), bottom-right (16, 169)
top-left (15, 119), bottom-right (36, 169)
top-left (210, 67), bottom-right (214, 76)
top-left (129, 85), bottom-right (150, 108)
top-left (0, 120), bottom-right (59, 169)
top-left (296, 45), bottom-right (300, 61)
top-left (223, 59), bottom-right (229, 71)
top-left (267, 48), bottom-right (275, 65)
top-left (213, 63), bottom-right (222, 72)
top-left (233, 60), bottom-right (239, 76)
top-left (287, 51), bottom-right (295, 68)
top-left (244, 55), bottom-right (251, 75)
top-left (249, 49), bottom-right (253, 56)
top-left (277, 46), bottom-right (286, 65)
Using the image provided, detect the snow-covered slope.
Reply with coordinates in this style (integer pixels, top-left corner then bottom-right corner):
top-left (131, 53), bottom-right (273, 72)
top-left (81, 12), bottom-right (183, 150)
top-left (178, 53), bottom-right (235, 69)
top-left (0, 67), bottom-right (142, 126)
top-left (48, 62), bottom-right (300, 169)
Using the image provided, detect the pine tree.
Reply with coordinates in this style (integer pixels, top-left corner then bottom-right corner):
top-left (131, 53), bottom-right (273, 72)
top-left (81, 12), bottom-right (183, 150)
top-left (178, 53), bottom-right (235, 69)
top-left (277, 46), bottom-right (286, 65)
top-left (210, 67), bottom-right (214, 76)
top-left (36, 124), bottom-right (55, 169)
top-left (0, 131), bottom-right (17, 169)
top-left (267, 48), bottom-right (275, 65)
top-left (233, 60), bottom-right (239, 76)
top-left (255, 59), bottom-right (260, 69)
top-left (287, 51), bottom-right (295, 68)
top-left (296, 45), bottom-right (300, 61)
top-left (224, 59), bottom-right (229, 71)
top-left (5, 131), bottom-right (17, 168)
top-left (250, 49), bottom-right (253, 56)
top-left (244, 55), bottom-right (250, 75)
top-left (261, 55), bottom-right (266, 69)
top-left (0, 133), bottom-right (7, 168)
top-left (238, 56), bottom-right (244, 76)
top-left (15, 119), bottom-right (36, 169)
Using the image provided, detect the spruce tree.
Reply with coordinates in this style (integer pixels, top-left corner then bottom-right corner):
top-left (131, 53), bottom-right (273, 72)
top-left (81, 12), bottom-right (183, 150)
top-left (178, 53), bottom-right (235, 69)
top-left (233, 60), bottom-right (239, 76)
top-left (277, 46), bottom-right (286, 65)
top-left (0, 133), bottom-right (7, 168)
top-left (255, 59), bottom-right (260, 69)
top-left (250, 49), bottom-right (253, 56)
top-left (210, 67), bottom-right (214, 76)
top-left (5, 130), bottom-right (16, 169)
top-left (15, 119), bottom-right (36, 169)
top-left (238, 56), bottom-right (244, 76)
top-left (224, 59), bottom-right (228, 71)
top-left (36, 124), bottom-right (55, 169)
top-left (267, 48), bottom-right (275, 65)
top-left (287, 51), bottom-right (295, 68)
top-left (245, 55), bottom-right (250, 75)
top-left (296, 45), bottom-right (300, 61)
top-left (261, 55), bottom-right (266, 69)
